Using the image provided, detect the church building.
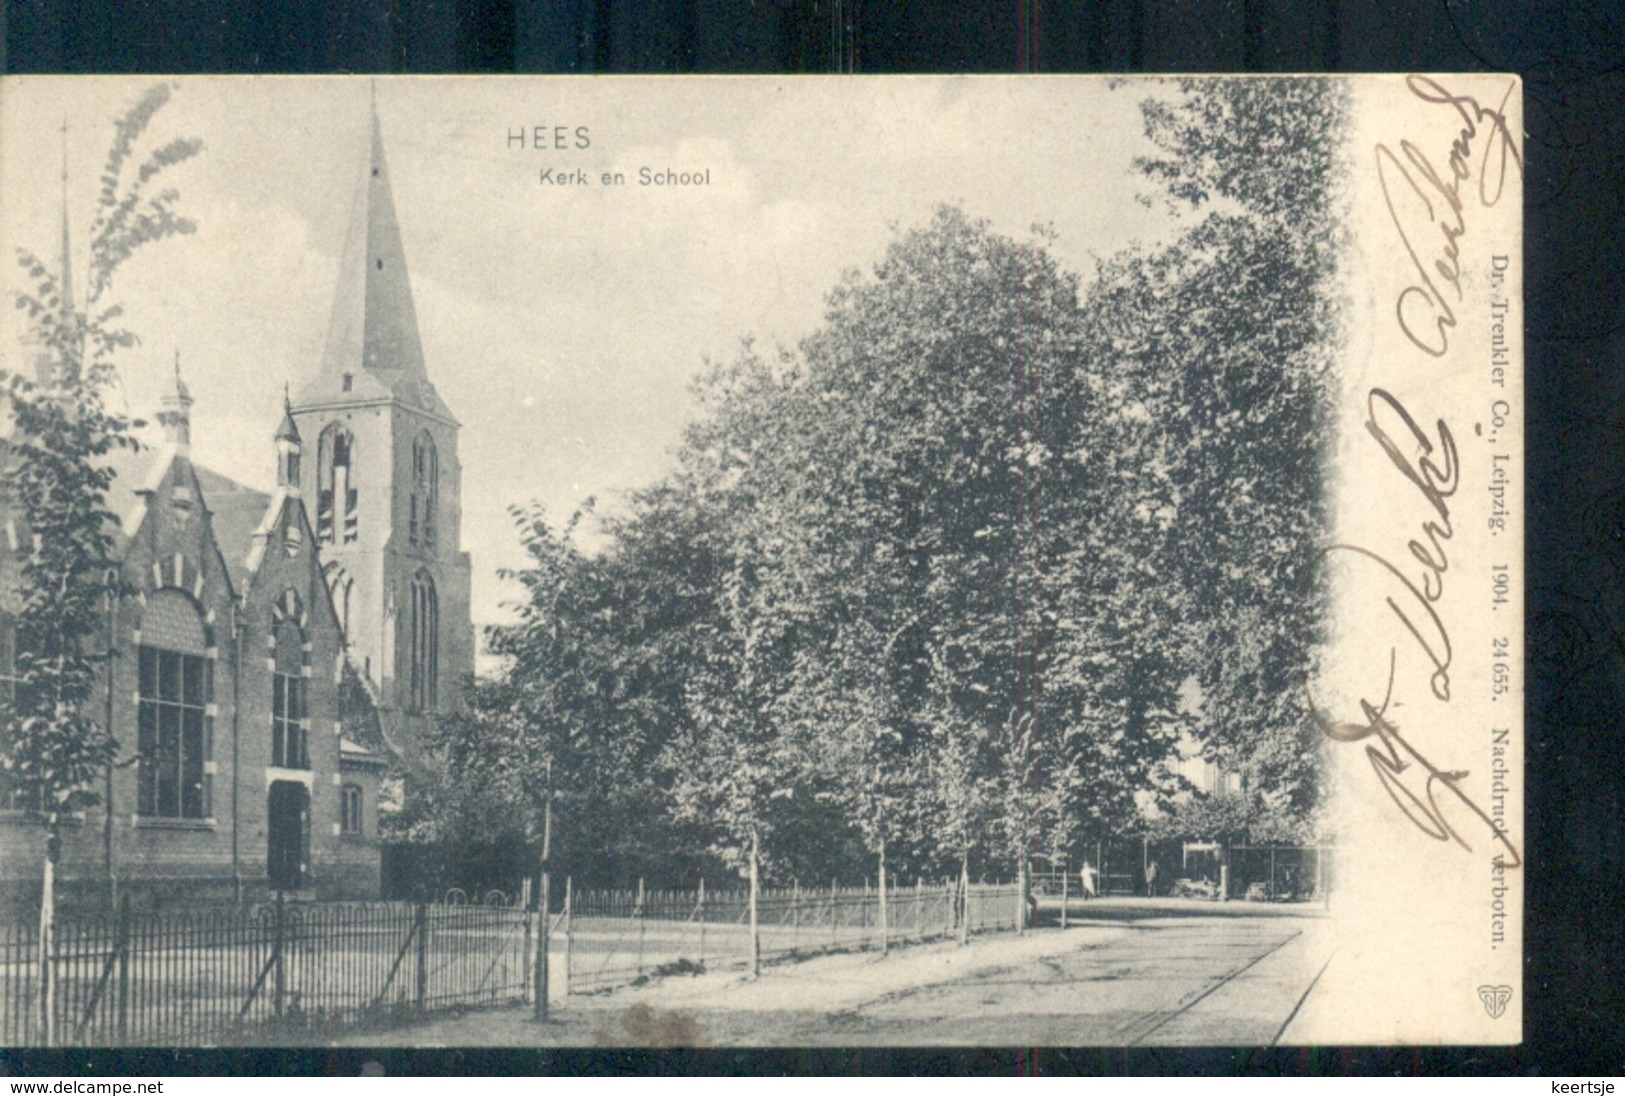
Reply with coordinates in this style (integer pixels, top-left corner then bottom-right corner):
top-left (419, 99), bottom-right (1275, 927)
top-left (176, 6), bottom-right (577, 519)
top-left (0, 105), bottom-right (471, 909)
top-left (290, 105), bottom-right (474, 773)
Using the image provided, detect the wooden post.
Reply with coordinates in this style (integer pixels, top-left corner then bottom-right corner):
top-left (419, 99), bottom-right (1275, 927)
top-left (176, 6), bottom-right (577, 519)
top-left (636, 876), bottom-right (646, 978)
top-left (959, 856), bottom-right (970, 946)
top-left (791, 879), bottom-right (800, 950)
top-left (1060, 863), bottom-right (1069, 929)
top-left (915, 878), bottom-right (923, 941)
top-left (696, 877), bottom-right (706, 968)
top-left (830, 878), bottom-right (838, 949)
top-left (414, 902), bottom-right (429, 1013)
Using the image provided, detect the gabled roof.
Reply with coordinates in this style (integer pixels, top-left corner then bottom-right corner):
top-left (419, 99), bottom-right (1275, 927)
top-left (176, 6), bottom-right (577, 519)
top-left (102, 442), bottom-right (173, 551)
top-left (193, 465), bottom-right (272, 592)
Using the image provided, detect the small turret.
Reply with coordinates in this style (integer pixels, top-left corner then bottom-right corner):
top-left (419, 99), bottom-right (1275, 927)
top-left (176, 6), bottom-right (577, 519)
top-left (156, 351), bottom-right (193, 449)
top-left (275, 386), bottom-right (302, 490)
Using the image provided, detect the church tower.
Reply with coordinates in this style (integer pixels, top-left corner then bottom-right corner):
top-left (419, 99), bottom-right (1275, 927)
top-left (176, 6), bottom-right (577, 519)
top-left (290, 101), bottom-right (473, 769)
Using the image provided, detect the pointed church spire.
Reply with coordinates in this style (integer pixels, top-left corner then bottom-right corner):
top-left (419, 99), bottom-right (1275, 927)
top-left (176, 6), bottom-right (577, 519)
top-left (275, 384), bottom-right (301, 443)
top-left (56, 121), bottom-right (74, 329)
top-left (315, 94), bottom-right (434, 396)
top-left (34, 120), bottom-right (77, 387)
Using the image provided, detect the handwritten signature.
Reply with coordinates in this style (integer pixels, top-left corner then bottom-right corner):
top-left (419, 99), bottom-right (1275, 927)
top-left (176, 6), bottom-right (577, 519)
top-left (1315, 388), bottom-right (1520, 866)
top-left (1377, 75), bottom-right (1523, 357)
top-left (1312, 651), bottom-right (1521, 868)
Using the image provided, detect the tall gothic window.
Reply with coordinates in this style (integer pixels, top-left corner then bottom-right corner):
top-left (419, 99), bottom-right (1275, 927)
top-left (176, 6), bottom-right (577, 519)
top-left (409, 571), bottom-right (438, 711)
top-left (317, 424), bottom-right (358, 546)
top-left (340, 783), bottom-right (363, 835)
top-left (272, 618), bottom-right (308, 769)
top-left (137, 590), bottom-right (212, 819)
top-left (410, 433), bottom-right (437, 551)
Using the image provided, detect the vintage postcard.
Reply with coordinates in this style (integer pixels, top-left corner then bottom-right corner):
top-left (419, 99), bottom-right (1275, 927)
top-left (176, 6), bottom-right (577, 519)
top-left (0, 75), bottom-right (1520, 1048)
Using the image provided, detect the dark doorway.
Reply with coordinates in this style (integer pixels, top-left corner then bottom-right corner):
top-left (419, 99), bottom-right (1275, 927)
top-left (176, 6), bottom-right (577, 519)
top-left (268, 780), bottom-right (310, 892)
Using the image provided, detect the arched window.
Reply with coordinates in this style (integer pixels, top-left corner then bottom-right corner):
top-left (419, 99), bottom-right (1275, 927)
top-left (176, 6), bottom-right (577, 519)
top-left (409, 571), bottom-right (438, 711)
top-left (272, 617), bottom-right (308, 769)
top-left (410, 433), bottom-right (437, 551)
top-left (323, 562), bottom-right (353, 640)
top-left (137, 590), bottom-right (212, 819)
top-left (341, 783), bottom-right (363, 835)
top-left (316, 424), bottom-right (357, 546)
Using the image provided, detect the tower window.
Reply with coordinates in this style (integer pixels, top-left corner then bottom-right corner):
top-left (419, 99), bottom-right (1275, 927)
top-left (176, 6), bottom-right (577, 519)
top-left (375, 259), bottom-right (383, 270)
top-left (342, 373), bottom-right (353, 393)
top-left (317, 424), bottom-right (358, 546)
top-left (410, 433), bottom-right (438, 551)
top-left (409, 571), bottom-right (438, 712)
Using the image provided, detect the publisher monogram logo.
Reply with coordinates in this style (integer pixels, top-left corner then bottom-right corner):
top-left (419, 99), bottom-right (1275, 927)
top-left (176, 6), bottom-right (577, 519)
top-left (1477, 984), bottom-right (1513, 1018)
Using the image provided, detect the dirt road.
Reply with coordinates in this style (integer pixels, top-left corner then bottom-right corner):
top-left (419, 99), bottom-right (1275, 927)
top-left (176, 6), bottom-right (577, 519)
top-left (337, 899), bottom-right (1332, 1047)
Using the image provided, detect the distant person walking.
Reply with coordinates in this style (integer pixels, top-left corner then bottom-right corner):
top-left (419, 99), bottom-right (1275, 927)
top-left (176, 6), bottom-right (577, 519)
top-left (1080, 861), bottom-right (1098, 900)
top-left (1145, 859), bottom-right (1159, 897)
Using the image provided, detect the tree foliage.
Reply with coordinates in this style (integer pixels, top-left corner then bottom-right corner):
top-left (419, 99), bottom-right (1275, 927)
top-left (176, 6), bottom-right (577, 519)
top-left (430, 79), bottom-right (1349, 885)
top-left (1, 84), bottom-right (203, 821)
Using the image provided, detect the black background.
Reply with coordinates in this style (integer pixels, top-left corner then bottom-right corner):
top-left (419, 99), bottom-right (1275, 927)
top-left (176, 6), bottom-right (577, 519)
top-left (3, 0), bottom-right (1622, 1077)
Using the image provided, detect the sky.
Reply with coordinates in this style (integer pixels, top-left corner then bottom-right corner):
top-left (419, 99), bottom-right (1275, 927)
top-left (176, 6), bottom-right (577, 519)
top-left (0, 75), bottom-right (1179, 644)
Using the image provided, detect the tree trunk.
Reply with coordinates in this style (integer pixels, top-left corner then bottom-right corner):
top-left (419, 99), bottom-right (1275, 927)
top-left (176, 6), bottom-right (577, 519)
top-left (959, 852), bottom-right (970, 946)
top-left (533, 767), bottom-right (553, 1022)
top-left (877, 842), bottom-right (888, 956)
top-left (748, 828), bottom-right (761, 979)
top-left (1060, 860), bottom-right (1069, 929)
top-left (39, 819), bottom-right (58, 1047)
top-left (1017, 853), bottom-right (1030, 935)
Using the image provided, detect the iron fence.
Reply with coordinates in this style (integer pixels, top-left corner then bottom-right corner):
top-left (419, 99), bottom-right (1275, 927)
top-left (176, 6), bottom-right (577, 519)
top-left (562, 880), bottom-right (1022, 993)
top-left (0, 893), bottom-right (530, 1046)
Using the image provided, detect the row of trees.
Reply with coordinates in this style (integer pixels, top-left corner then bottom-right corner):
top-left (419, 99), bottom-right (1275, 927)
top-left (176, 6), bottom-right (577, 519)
top-left (411, 80), bottom-right (1350, 898)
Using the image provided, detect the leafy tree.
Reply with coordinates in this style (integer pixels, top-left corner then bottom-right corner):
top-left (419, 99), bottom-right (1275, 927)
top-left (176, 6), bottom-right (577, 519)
top-left (450, 74), bottom-right (1353, 910)
top-left (2, 85), bottom-right (201, 899)
top-left (1, 86), bottom-right (199, 1042)
top-left (1128, 79), bottom-right (1349, 837)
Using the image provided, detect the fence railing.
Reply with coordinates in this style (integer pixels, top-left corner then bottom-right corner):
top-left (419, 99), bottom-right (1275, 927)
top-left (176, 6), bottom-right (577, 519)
top-left (562, 880), bottom-right (1023, 994)
top-left (0, 893), bottom-right (530, 1047)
